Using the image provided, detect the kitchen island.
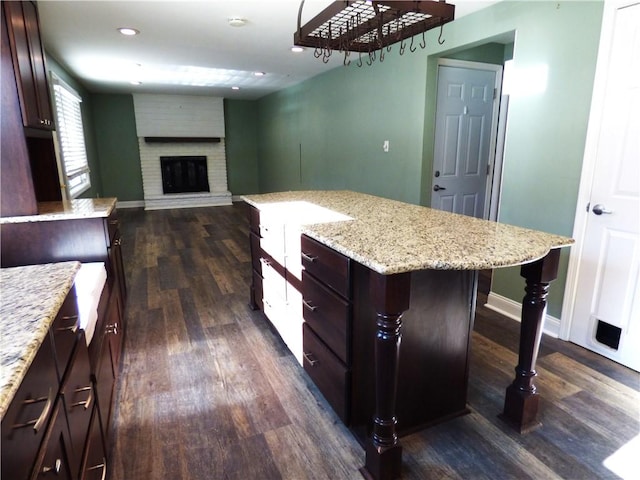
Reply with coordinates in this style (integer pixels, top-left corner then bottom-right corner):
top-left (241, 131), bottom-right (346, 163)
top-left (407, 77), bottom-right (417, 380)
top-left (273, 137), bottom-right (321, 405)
top-left (242, 190), bottom-right (573, 480)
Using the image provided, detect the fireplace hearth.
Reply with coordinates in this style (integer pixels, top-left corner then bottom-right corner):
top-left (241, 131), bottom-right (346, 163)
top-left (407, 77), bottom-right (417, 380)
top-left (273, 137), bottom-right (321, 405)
top-left (160, 156), bottom-right (210, 194)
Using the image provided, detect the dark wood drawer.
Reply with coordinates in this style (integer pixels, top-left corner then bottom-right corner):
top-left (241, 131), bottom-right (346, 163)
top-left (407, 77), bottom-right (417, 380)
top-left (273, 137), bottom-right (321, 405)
top-left (302, 271), bottom-right (350, 364)
top-left (60, 332), bottom-right (93, 476)
top-left (1, 333), bottom-right (58, 480)
top-left (51, 285), bottom-right (80, 382)
top-left (301, 235), bottom-right (350, 298)
top-left (248, 204), bottom-right (260, 234)
top-left (303, 323), bottom-right (349, 423)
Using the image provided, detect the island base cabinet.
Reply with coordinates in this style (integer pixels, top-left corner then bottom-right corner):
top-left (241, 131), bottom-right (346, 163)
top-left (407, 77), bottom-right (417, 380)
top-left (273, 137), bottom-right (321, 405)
top-left (350, 265), bottom-right (477, 442)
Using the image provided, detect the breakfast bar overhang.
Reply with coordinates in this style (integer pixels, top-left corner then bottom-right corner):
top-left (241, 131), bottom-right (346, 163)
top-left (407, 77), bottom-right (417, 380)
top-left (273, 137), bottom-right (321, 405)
top-left (242, 191), bottom-right (574, 480)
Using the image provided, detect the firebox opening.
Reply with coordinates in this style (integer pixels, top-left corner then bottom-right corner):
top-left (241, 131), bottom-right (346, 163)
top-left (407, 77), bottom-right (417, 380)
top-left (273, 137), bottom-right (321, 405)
top-left (160, 156), bottom-right (210, 194)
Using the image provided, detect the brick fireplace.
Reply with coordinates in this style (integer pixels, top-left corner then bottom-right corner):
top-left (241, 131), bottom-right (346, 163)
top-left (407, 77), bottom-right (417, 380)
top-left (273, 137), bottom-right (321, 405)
top-left (134, 94), bottom-right (232, 210)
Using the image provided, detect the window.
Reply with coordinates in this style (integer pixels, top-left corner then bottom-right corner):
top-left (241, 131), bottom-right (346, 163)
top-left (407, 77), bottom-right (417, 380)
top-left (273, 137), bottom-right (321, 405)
top-left (51, 73), bottom-right (91, 198)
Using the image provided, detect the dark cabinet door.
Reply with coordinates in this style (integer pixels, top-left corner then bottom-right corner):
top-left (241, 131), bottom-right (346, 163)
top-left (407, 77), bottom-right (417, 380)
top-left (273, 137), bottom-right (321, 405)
top-left (94, 295), bottom-right (122, 443)
top-left (3, 1), bottom-right (54, 130)
top-left (80, 406), bottom-right (107, 480)
top-left (32, 401), bottom-right (75, 480)
top-left (0, 3), bottom-right (38, 217)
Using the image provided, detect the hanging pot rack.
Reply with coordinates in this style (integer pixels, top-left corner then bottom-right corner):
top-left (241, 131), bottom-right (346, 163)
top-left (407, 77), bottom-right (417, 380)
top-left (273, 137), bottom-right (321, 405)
top-left (294, 1), bottom-right (455, 63)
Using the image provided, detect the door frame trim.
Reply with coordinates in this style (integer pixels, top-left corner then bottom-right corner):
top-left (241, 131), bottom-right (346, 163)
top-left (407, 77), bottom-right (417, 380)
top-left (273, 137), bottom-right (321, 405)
top-left (434, 58), bottom-right (504, 220)
top-left (560, 0), bottom-right (635, 341)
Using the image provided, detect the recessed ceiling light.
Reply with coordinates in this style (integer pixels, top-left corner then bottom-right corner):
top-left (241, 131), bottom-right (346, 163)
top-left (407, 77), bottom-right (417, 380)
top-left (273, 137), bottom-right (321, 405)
top-left (130, 80), bottom-right (142, 85)
top-left (291, 46), bottom-right (305, 53)
top-left (231, 86), bottom-right (240, 90)
top-left (228, 17), bottom-right (247, 27)
top-left (118, 27), bottom-right (139, 36)
top-left (253, 71), bottom-right (266, 77)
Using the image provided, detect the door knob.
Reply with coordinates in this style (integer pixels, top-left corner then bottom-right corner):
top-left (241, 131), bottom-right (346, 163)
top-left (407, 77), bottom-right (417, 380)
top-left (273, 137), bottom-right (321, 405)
top-left (592, 204), bottom-right (613, 215)
top-left (433, 185), bottom-right (446, 192)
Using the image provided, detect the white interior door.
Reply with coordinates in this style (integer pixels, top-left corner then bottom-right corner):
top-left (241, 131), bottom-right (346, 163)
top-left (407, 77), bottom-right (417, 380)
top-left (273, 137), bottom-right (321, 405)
top-left (564, 1), bottom-right (640, 371)
top-left (431, 60), bottom-right (501, 219)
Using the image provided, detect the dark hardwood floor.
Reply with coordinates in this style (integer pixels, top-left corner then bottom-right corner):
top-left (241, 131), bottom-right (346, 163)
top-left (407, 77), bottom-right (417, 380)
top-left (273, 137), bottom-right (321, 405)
top-left (110, 203), bottom-right (639, 480)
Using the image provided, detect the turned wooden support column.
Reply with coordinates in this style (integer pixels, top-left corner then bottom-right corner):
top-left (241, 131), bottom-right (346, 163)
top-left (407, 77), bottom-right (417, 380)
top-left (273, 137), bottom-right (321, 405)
top-left (502, 248), bottom-right (561, 433)
top-left (361, 272), bottom-right (411, 480)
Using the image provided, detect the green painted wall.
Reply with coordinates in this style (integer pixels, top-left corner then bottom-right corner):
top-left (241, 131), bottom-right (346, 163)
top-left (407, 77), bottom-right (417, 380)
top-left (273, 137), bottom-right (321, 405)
top-left (257, 50), bottom-right (427, 204)
top-left (443, 42), bottom-right (508, 65)
top-left (46, 55), bottom-right (101, 198)
top-left (255, 1), bottom-right (604, 318)
top-left (90, 94), bottom-right (143, 202)
top-left (225, 99), bottom-right (260, 195)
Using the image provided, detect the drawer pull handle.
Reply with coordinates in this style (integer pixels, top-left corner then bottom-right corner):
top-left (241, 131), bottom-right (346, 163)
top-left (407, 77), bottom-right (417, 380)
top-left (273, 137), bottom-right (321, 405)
top-left (57, 315), bottom-right (78, 333)
top-left (113, 238), bottom-right (122, 247)
top-left (106, 323), bottom-right (119, 335)
top-left (13, 387), bottom-right (55, 432)
top-left (71, 385), bottom-right (93, 410)
top-left (87, 459), bottom-right (107, 480)
top-left (303, 352), bottom-right (319, 366)
top-left (301, 252), bottom-right (318, 263)
top-left (260, 257), bottom-right (271, 266)
top-left (302, 300), bottom-right (318, 312)
top-left (42, 458), bottom-right (62, 474)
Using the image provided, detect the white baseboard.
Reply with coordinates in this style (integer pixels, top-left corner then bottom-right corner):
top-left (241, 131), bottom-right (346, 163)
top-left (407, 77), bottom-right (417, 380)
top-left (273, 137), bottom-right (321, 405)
top-left (116, 200), bottom-right (145, 209)
top-left (143, 191), bottom-right (232, 210)
top-left (485, 291), bottom-right (561, 338)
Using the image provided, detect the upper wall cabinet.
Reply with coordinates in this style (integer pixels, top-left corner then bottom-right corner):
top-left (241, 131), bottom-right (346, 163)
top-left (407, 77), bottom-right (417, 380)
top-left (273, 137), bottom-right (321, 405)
top-left (3, 1), bottom-right (54, 131)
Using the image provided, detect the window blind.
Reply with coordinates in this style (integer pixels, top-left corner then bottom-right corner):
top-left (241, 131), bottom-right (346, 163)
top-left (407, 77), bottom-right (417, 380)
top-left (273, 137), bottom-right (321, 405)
top-left (51, 73), bottom-right (91, 198)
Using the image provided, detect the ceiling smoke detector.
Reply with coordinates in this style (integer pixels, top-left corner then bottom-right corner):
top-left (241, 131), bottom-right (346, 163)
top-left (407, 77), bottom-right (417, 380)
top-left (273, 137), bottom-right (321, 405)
top-left (228, 17), bottom-right (247, 27)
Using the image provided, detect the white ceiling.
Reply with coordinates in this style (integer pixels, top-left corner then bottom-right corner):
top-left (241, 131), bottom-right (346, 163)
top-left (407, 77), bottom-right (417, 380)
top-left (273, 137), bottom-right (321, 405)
top-left (38, 1), bottom-right (499, 100)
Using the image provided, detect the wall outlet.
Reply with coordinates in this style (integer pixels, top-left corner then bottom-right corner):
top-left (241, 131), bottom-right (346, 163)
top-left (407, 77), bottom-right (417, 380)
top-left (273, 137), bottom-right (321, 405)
top-left (383, 140), bottom-right (389, 152)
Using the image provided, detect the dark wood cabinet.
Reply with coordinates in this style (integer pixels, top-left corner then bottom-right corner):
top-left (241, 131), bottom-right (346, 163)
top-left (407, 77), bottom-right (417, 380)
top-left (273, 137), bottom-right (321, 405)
top-left (91, 289), bottom-right (123, 443)
top-left (246, 203), bottom-right (478, 448)
top-left (1, 4), bottom-right (38, 217)
top-left (3, 1), bottom-right (54, 130)
top-left (1, 0), bottom-right (62, 215)
top-left (1, 204), bottom-right (127, 477)
top-left (0, 330), bottom-right (58, 480)
top-left (1, 285), bottom-right (96, 480)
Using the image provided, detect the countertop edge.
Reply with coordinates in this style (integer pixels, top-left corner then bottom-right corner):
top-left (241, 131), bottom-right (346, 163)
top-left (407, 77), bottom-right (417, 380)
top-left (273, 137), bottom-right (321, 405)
top-left (0, 198), bottom-right (117, 224)
top-left (242, 191), bottom-right (574, 275)
top-left (0, 262), bottom-right (81, 420)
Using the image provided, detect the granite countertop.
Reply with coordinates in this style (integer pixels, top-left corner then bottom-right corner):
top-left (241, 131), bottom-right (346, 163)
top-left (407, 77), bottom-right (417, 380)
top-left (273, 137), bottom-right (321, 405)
top-left (242, 190), bottom-right (574, 274)
top-left (0, 198), bottom-right (116, 224)
top-left (0, 262), bottom-right (80, 420)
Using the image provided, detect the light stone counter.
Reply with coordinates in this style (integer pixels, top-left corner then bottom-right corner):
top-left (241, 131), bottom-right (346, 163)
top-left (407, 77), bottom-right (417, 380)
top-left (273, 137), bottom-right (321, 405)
top-left (0, 262), bottom-right (80, 420)
top-left (242, 190), bottom-right (573, 274)
top-left (0, 198), bottom-right (116, 224)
